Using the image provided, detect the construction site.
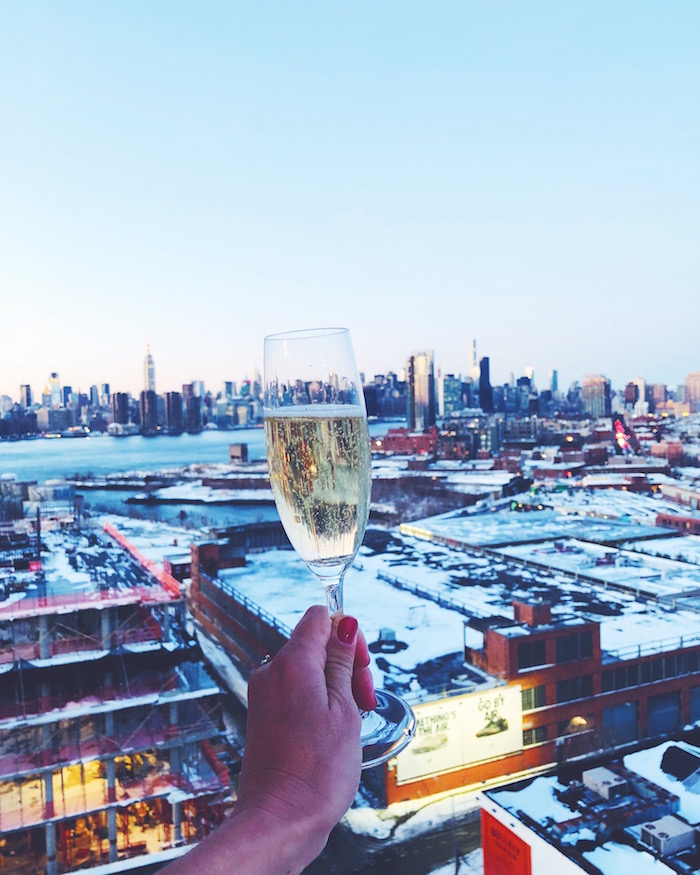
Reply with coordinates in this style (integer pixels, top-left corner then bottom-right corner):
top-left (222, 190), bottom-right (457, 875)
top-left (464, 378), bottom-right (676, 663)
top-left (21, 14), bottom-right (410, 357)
top-left (0, 504), bottom-right (233, 874)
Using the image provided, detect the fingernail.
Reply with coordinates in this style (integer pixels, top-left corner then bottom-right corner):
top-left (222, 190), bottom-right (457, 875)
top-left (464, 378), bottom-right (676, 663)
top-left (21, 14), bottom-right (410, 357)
top-left (337, 616), bottom-right (358, 644)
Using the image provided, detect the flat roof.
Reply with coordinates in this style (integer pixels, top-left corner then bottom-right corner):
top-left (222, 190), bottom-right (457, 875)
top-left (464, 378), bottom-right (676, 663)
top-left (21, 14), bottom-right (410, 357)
top-left (401, 507), bottom-right (676, 547)
top-left (484, 739), bottom-right (700, 874)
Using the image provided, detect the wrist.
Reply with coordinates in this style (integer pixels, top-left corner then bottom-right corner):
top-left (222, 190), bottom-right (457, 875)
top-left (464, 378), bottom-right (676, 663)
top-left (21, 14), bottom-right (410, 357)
top-left (226, 799), bottom-right (331, 875)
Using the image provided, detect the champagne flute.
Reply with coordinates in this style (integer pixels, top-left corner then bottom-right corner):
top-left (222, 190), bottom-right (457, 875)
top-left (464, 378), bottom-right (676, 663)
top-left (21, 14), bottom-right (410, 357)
top-left (264, 327), bottom-right (415, 768)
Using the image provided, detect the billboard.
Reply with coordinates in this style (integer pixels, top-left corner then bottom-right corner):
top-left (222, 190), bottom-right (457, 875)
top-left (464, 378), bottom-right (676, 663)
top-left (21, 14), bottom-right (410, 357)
top-left (395, 685), bottom-right (522, 784)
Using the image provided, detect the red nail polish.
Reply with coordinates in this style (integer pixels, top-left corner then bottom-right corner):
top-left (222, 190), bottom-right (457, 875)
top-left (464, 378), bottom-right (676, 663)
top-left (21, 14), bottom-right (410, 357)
top-left (337, 616), bottom-right (358, 644)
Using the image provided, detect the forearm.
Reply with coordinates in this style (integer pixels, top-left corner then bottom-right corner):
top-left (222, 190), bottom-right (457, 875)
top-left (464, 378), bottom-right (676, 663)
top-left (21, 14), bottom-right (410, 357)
top-left (161, 804), bottom-right (330, 875)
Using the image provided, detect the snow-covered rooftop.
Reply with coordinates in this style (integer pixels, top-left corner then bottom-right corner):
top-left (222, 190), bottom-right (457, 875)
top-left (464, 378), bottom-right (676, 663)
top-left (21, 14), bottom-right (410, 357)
top-left (485, 740), bottom-right (700, 874)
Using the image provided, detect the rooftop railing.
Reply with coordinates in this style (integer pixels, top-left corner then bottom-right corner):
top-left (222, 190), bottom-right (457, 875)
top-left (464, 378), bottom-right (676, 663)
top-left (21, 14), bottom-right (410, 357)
top-left (603, 631), bottom-right (700, 662)
top-left (213, 575), bottom-right (292, 639)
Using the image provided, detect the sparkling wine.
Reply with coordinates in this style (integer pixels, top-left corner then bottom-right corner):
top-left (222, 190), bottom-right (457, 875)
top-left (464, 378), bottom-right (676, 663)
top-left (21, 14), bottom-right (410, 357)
top-left (264, 404), bottom-right (371, 575)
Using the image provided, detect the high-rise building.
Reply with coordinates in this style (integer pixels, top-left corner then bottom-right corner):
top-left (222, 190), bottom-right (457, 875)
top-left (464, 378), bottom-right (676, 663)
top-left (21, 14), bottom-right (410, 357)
top-left (407, 352), bottom-right (436, 430)
top-left (624, 381), bottom-right (639, 408)
top-left (549, 370), bottom-right (558, 394)
top-left (111, 392), bottom-right (130, 425)
top-left (582, 374), bottom-right (612, 418)
top-left (440, 374), bottom-right (462, 417)
top-left (479, 357), bottom-right (494, 413)
top-left (686, 372), bottom-right (700, 413)
top-left (62, 386), bottom-right (73, 407)
top-left (89, 385), bottom-right (100, 409)
top-left (165, 392), bottom-right (184, 434)
top-left (140, 390), bottom-right (159, 434)
top-left (516, 376), bottom-right (531, 417)
top-left (182, 384), bottom-right (202, 433)
top-left (100, 383), bottom-right (111, 407)
top-left (49, 372), bottom-right (62, 408)
top-left (19, 384), bottom-right (32, 408)
top-left (144, 345), bottom-right (156, 393)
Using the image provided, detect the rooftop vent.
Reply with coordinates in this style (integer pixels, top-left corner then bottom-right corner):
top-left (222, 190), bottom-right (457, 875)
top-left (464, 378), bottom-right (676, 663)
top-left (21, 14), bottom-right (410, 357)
top-left (582, 766), bottom-right (629, 801)
top-left (641, 815), bottom-right (696, 856)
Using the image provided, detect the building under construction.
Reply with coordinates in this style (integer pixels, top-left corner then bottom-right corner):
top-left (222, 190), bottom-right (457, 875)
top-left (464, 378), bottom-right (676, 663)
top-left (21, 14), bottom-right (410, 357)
top-left (0, 513), bottom-right (232, 874)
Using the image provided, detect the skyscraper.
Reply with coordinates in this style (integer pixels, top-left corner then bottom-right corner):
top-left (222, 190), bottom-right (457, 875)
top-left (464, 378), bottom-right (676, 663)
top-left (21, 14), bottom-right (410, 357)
top-left (686, 372), bottom-right (700, 413)
top-left (165, 392), bottom-right (184, 434)
top-left (111, 392), bottom-right (130, 425)
top-left (479, 357), bottom-right (493, 413)
top-left (582, 374), bottom-right (612, 417)
top-left (182, 383), bottom-right (202, 433)
top-left (144, 345), bottom-right (156, 393)
top-left (440, 374), bottom-right (462, 417)
top-left (49, 372), bottom-right (62, 408)
top-left (19, 384), bottom-right (32, 408)
top-left (407, 352), bottom-right (436, 430)
top-left (140, 390), bottom-right (159, 434)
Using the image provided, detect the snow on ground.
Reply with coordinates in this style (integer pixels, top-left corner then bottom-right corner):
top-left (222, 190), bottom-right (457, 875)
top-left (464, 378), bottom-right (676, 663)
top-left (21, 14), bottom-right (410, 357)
top-left (345, 786), bottom-right (481, 840)
top-left (142, 481), bottom-right (273, 504)
top-left (427, 847), bottom-right (483, 875)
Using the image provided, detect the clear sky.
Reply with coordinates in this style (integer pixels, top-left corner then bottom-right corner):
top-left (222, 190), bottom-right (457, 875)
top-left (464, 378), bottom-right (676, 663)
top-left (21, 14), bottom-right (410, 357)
top-left (1, 1), bottom-right (698, 399)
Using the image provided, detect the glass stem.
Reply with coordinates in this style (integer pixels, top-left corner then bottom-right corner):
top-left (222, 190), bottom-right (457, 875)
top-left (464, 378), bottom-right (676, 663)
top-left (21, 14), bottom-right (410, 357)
top-left (324, 574), bottom-right (344, 617)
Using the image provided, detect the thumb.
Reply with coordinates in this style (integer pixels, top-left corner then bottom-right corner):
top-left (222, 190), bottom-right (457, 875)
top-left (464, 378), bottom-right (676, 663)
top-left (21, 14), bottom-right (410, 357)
top-left (325, 614), bottom-right (358, 708)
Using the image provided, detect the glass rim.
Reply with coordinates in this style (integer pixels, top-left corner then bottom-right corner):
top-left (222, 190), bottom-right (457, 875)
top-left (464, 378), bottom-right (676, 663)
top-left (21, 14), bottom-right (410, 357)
top-left (264, 327), bottom-right (349, 342)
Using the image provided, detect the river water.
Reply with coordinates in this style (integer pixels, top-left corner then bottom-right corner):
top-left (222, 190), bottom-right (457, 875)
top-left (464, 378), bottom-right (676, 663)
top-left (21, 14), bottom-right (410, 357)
top-left (0, 422), bottom-right (398, 529)
top-left (0, 428), bottom-right (268, 482)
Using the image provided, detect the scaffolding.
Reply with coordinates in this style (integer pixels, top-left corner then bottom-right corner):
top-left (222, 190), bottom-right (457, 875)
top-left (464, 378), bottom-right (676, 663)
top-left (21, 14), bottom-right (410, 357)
top-left (0, 522), bottom-right (233, 875)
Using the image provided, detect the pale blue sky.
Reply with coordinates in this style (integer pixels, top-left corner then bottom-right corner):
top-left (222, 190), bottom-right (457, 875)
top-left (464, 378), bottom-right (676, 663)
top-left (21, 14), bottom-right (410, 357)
top-left (1, 2), bottom-right (698, 398)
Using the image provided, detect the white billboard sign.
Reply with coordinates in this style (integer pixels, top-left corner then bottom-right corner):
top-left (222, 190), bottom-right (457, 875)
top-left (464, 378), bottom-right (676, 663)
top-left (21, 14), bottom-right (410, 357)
top-left (395, 685), bottom-right (523, 784)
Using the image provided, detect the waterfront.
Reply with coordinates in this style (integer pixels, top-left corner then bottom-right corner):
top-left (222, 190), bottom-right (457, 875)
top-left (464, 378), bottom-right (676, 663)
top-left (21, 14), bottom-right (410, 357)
top-left (0, 422), bottom-right (397, 485)
top-left (0, 423), bottom-right (398, 530)
top-left (0, 429), bottom-right (267, 483)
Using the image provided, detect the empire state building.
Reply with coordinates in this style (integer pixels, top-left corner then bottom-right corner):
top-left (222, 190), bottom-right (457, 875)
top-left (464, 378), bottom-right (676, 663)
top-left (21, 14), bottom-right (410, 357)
top-left (144, 345), bottom-right (156, 393)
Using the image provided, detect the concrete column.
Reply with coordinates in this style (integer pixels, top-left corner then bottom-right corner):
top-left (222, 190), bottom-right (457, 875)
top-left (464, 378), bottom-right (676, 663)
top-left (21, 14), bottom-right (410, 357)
top-left (108, 806), bottom-right (118, 863)
top-left (39, 614), bottom-right (50, 659)
top-left (106, 754), bottom-right (116, 804)
top-left (170, 741), bottom-right (181, 777)
top-left (172, 800), bottom-right (183, 844)
top-left (45, 821), bottom-right (57, 875)
top-left (101, 607), bottom-right (112, 650)
top-left (44, 769), bottom-right (54, 818)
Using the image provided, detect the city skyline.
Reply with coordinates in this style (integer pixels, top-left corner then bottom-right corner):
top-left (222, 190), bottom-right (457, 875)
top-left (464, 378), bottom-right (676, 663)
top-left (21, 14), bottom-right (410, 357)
top-left (1, 3), bottom-right (699, 396)
top-left (2, 347), bottom-right (698, 406)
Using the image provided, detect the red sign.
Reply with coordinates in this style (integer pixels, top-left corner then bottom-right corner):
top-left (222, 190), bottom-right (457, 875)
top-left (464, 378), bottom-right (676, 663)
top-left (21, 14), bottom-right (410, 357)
top-left (29, 560), bottom-right (43, 572)
top-left (482, 809), bottom-right (531, 875)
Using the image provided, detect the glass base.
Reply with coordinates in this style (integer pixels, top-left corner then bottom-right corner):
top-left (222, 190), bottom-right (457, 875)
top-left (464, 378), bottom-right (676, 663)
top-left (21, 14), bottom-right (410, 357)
top-left (361, 690), bottom-right (416, 769)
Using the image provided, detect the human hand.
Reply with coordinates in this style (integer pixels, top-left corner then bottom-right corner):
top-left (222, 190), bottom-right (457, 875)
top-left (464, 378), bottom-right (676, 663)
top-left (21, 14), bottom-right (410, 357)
top-left (161, 606), bottom-right (375, 875)
top-left (235, 607), bottom-right (374, 862)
